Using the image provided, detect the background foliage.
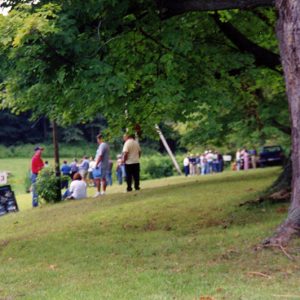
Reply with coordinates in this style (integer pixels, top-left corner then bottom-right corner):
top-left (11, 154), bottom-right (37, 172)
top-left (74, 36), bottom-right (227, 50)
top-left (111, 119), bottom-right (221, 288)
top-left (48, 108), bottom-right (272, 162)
top-left (0, 1), bottom-right (290, 154)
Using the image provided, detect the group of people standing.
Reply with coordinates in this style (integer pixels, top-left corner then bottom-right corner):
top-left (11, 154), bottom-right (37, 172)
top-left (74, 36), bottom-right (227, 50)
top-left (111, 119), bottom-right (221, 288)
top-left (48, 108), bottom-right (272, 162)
top-left (183, 151), bottom-right (224, 177)
top-left (182, 148), bottom-right (258, 177)
top-left (235, 148), bottom-right (257, 171)
top-left (30, 133), bottom-right (142, 207)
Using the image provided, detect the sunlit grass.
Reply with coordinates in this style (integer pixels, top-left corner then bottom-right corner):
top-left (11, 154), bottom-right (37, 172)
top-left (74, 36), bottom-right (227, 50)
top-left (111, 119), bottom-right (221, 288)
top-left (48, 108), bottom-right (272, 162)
top-left (0, 166), bottom-right (299, 299)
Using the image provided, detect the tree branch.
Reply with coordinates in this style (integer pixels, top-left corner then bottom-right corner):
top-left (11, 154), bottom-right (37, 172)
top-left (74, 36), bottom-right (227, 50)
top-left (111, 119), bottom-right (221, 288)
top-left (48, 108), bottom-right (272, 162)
top-left (270, 119), bottom-right (291, 135)
top-left (212, 14), bottom-right (281, 70)
top-left (160, 0), bottom-right (275, 19)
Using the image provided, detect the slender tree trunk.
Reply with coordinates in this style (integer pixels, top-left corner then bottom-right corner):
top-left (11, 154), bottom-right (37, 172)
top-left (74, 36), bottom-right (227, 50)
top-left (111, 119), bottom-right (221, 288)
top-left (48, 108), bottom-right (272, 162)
top-left (43, 117), bottom-right (48, 142)
top-left (52, 121), bottom-right (61, 201)
top-left (264, 0), bottom-right (300, 245)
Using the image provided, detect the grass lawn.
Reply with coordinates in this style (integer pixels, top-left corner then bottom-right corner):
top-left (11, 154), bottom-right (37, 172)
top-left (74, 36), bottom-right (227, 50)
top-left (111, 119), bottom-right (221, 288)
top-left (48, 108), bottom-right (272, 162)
top-left (0, 166), bottom-right (299, 299)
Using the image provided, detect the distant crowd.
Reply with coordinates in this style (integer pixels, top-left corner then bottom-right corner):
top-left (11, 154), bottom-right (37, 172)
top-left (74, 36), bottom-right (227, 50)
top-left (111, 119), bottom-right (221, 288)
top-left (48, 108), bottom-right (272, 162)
top-left (183, 151), bottom-right (224, 176)
top-left (183, 148), bottom-right (258, 176)
top-left (234, 148), bottom-right (257, 171)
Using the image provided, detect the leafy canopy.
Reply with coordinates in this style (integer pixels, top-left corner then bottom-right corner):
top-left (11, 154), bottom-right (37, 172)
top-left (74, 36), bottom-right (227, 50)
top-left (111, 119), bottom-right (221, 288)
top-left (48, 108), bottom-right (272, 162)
top-left (0, 1), bottom-right (288, 147)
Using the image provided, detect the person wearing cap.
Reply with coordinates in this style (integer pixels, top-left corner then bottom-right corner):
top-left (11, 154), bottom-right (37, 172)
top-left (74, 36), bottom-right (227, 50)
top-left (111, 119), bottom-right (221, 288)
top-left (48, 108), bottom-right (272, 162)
top-left (31, 146), bottom-right (45, 207)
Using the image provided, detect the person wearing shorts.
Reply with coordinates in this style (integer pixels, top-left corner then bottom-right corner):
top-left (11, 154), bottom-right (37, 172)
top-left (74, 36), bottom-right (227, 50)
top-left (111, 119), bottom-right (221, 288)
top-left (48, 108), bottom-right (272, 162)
top-left (93, 133), bottom-right (109, 197)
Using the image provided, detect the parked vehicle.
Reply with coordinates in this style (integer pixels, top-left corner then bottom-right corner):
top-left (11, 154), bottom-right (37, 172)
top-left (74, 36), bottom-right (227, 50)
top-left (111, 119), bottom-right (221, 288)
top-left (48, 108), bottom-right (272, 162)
top-left (259, 145), bottom-right (285, 167)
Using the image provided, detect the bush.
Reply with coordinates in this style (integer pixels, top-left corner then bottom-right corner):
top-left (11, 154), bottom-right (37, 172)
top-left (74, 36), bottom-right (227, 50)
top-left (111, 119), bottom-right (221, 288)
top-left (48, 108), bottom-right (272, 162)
top-left (141, 155), bottom-right (175, 180)
top-left (36, 168), bottom-right (62, 203)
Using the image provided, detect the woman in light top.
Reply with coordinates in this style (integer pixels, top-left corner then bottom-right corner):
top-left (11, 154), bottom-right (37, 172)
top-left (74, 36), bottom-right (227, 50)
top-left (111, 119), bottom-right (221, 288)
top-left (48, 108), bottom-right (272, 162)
top-left (63, 173), bottom-right (87, 200)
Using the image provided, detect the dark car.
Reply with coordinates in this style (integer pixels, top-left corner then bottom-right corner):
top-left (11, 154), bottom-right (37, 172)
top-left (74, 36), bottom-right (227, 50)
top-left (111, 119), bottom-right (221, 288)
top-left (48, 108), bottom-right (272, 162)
top-left (259, 145), bottom-right (285, 167)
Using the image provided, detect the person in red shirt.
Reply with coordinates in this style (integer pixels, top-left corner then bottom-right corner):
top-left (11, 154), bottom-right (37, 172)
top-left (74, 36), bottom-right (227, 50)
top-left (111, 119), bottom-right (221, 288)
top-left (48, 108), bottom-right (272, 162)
top-left (31, 146), bottom-right (44, 207)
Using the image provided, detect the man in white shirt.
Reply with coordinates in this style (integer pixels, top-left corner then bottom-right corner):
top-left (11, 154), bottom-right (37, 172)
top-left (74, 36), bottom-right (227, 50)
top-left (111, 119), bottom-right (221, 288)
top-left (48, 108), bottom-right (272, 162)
top-left (122, 134), bottom-right (141, 192)
top-left (183, 156), bottom-right (190, 176)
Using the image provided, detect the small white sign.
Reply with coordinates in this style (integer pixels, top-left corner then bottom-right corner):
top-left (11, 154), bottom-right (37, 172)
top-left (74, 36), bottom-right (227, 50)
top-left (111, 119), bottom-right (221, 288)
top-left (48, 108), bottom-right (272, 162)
top-left (0, 172), bottom-right (7, 184)
top-left (223, 155), bottom-right (232, 162)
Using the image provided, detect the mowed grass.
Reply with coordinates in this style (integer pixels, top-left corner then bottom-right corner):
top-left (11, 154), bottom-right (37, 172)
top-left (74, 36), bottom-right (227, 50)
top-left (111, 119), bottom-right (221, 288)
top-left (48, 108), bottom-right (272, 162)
top-left (0, 166), bottom-right (300, 299)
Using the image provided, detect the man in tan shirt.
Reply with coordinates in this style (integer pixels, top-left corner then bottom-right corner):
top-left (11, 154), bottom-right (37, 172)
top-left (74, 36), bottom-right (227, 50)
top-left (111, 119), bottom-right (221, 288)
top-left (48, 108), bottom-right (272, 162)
top-left (122, 134), bottom-right (141, 192)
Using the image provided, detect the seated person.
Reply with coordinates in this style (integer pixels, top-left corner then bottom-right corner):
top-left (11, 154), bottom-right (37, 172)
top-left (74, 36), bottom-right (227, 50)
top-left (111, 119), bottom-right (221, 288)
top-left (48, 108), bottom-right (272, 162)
top-left (62, 173), bottom-right (87, 200)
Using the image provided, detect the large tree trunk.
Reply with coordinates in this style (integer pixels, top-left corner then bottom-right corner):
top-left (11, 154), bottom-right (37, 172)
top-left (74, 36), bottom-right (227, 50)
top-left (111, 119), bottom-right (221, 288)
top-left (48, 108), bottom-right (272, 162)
top-left (264, 0), bottom-right (300, 246)
top-left (269, 156), bottom-right (291, 193)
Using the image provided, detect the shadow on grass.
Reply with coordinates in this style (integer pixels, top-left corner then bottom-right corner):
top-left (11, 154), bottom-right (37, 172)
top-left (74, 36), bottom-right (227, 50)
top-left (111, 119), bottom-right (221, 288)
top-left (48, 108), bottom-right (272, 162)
top-left (77, 169), bottom-right (286, 236)
top-left (11, 168), bottom-right (283, 241)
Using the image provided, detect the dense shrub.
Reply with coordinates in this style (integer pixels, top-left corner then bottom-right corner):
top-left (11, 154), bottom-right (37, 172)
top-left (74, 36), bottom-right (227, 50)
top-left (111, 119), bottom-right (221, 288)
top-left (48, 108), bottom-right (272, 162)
top-left (36, 168), bottom-right (62, 203)
top-left (140, 155), bottom-right (175, 180)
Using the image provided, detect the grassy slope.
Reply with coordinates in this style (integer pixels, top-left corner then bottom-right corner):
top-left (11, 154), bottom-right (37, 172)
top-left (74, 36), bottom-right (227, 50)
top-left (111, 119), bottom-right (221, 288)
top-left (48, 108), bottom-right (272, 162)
top-left (0, 168), bottom-right (299, 300)
top-left (0, 158), bottom-right (31, 194)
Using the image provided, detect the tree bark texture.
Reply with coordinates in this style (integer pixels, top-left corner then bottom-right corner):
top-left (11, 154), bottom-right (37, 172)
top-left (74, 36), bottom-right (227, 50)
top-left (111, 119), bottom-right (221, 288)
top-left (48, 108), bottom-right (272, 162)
top-left (276, 0), bottom-right (300, 212)
top-left (264, 0), bottom-right (300, 245)
top-left (269, 156), bottom-right (291, 193)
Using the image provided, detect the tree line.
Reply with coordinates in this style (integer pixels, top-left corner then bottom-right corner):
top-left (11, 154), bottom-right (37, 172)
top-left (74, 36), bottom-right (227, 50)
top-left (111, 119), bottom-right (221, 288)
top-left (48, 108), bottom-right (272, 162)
top-left (0, 110), bottom-right (108, 145)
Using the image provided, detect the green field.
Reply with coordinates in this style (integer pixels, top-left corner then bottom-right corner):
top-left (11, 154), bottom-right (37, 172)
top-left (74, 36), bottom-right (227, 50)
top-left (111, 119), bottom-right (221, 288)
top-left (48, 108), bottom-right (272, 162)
top-left (0, 166), bottom-right (299, 299)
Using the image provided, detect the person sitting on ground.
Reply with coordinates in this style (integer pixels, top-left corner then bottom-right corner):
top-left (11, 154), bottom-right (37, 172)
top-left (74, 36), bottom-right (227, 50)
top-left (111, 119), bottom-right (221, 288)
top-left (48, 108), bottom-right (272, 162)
top-left (62, 172), bottom-right (87, 200)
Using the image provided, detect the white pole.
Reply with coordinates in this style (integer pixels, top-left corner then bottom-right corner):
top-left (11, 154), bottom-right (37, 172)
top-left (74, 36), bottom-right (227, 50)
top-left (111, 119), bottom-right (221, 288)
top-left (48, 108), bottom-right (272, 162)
top-left (155, 124), bottom-right (182, 175)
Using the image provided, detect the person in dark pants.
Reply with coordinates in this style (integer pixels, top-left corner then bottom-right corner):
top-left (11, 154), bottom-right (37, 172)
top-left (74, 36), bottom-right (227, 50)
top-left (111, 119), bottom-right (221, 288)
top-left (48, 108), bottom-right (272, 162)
top-left (116, 154), bottom-right (124, 185)
top-left (31, 146), bottom-right (45, 207)
top-left (122, 134), bottom-right (141, 192)
top-left (61, 160), bottom-right (71, 189)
